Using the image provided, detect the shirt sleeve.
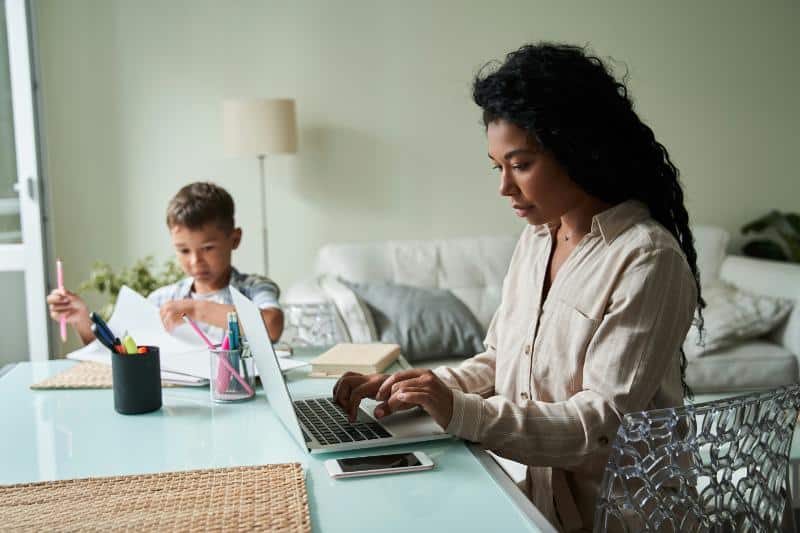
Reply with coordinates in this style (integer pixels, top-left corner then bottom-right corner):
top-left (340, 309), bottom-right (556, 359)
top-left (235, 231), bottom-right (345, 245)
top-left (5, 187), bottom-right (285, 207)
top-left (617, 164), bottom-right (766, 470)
top-left (243, 275), bottom-right (282, 310)
top-left (432, 230), bottom-right (529, 396)
top-left (433, 309), bottom-right (498, 397)
top-left (444, 248), bottom-right (697, 469)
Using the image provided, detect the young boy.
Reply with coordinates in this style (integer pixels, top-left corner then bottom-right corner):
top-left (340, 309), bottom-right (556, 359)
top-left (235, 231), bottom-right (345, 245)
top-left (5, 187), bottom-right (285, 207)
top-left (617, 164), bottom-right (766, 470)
top-left (47, 182), bottom-right (284, 344)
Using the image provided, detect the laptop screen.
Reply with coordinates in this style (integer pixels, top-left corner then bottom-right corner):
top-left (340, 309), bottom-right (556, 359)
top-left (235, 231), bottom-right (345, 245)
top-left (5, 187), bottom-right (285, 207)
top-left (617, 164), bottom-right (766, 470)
top-left (230, 287), bottom-right (307, 450)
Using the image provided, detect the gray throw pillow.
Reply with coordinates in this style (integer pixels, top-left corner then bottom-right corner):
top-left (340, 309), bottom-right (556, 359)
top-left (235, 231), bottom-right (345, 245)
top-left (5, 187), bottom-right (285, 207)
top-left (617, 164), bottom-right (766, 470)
top-left (341, 280), bottom-right (486, 363)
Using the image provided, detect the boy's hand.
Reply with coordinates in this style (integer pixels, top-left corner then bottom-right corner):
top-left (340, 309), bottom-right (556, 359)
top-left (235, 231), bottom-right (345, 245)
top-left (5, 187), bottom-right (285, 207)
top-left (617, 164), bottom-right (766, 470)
top-left (159, 299), bottom-right (196, 331)
top-left (47, 288), bottom-right (89, 325)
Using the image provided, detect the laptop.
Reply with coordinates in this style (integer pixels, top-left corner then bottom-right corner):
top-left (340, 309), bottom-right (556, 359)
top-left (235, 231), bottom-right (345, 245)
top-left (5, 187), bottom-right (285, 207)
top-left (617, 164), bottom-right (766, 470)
top-left (231, 287), bottom-right (450, 454)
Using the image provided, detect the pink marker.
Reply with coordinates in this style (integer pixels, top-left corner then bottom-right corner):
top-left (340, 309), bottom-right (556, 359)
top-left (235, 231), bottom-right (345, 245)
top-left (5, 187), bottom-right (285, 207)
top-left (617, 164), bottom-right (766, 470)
top-left (57, 259), bottom-right (66, 342)
top-left (181, 315), bottom-right (251, 396)
top-left (217, 334), bottom-right (232, 392)
top-left (181, 314), bottom-right (214, 349)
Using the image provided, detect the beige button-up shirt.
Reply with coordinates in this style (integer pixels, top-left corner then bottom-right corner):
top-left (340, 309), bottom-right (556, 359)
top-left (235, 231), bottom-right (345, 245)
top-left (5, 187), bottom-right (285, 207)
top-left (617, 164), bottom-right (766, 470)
top-left (434, 200), bottom-right (697, 532)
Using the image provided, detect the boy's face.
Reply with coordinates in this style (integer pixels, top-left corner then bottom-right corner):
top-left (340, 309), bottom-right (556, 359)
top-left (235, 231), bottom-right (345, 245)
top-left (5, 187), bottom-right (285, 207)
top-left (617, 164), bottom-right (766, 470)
top-left (169, 222), bottom-right (241, 292)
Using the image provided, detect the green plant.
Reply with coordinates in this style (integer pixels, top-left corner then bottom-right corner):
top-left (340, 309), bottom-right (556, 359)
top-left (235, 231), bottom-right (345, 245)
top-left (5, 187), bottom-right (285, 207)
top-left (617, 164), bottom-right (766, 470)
top-left (741, 211), bottom-right (800, 263)
top-left (78, 256), bottom-right (184, 318)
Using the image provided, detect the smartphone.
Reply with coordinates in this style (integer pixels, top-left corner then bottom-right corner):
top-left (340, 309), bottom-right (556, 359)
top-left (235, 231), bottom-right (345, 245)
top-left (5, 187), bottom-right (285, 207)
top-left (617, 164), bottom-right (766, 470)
top-left (324, 451), bottom-right (434, 479)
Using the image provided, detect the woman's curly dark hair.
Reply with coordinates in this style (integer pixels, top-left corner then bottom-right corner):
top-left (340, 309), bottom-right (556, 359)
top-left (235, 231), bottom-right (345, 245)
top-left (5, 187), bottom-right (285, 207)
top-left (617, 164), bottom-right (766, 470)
top-left (473, 42), bottom-right (704, 399)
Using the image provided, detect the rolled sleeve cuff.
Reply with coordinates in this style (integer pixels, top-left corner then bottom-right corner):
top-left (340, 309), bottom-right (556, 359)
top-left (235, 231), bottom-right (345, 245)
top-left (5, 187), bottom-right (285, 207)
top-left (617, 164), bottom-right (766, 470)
top-left (445, 389), bottom-right (484, 442)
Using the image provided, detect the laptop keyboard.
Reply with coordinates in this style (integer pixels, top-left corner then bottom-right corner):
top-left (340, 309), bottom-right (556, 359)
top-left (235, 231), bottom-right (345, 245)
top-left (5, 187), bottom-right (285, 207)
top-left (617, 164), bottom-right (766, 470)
top-left (294, 398), bottom-right (392, 446)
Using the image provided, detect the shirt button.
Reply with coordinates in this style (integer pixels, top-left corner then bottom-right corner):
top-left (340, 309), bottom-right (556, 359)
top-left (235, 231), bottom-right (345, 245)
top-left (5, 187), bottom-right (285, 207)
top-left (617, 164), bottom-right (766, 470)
top-left (524, 345), bottom-right (531, 355)
top-left (520, 392), bottom-right (529, 400)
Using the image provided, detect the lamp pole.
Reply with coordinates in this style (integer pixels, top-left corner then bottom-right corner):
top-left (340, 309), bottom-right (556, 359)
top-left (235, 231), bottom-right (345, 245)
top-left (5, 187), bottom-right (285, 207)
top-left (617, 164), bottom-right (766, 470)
top-left (258, 154), bottom-right (269, 276)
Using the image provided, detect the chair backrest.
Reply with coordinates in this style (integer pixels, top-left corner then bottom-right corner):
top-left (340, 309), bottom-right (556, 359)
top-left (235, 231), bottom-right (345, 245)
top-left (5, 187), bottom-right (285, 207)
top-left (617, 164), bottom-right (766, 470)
top-left (594, 385), bottom-right (800, 532)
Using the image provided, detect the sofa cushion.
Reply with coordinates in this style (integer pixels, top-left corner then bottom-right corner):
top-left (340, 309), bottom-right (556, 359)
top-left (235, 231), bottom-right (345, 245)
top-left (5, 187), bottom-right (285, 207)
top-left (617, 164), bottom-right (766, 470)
top-left (685, 340), bottom-right (798, 393)
top-left (342, 281), bottom-right (485, 363)
top-left (719, 255), bottom-right (800, 360)
top-left (318, 275), bottom-right (377, 343)
top-left (314, 236), bottom-right (518, 330)
top-left (683, 281), bottom-right (793, 358)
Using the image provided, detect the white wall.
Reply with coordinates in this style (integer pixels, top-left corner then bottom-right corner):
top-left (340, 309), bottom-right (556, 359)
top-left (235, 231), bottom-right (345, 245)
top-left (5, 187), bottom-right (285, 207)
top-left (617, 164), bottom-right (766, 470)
top-left (35, 0), bottom-right (799, 355)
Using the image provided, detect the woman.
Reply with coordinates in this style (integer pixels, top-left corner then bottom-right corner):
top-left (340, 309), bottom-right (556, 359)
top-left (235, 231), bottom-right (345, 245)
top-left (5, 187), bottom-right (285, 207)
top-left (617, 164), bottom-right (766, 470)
top-left (333, 42), bottom-right (704, 532)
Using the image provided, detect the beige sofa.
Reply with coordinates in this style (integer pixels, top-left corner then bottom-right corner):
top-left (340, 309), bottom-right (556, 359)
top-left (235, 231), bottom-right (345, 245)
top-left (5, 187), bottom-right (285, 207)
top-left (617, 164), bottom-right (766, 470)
top-left (284, 226), bottom-right (800, 393)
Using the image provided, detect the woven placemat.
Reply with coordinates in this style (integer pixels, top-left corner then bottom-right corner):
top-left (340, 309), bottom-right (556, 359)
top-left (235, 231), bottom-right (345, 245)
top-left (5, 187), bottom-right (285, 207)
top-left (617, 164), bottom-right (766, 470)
top-left (0, 463), bottom-right (310, 532)
top-left (30, 361), bottom-right (180, 389)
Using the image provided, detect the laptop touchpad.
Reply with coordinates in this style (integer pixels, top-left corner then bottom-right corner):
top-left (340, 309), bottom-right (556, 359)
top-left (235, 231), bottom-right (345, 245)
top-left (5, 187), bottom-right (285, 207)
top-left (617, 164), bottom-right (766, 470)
top-left (359, 398), bottom-right (446, 438)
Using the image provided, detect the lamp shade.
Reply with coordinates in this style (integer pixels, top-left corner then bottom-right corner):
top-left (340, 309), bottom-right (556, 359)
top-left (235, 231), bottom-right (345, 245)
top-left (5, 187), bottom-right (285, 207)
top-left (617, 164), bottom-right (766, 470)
top-left (223, 98), bottom-right (297, 156)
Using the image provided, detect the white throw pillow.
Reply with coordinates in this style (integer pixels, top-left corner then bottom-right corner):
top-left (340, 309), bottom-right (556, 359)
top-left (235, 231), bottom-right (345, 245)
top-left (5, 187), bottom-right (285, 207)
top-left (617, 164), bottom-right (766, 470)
top-left (317, 275), bottom-right (378, 343)
top-left (683, 281), bottom-right (793, 358)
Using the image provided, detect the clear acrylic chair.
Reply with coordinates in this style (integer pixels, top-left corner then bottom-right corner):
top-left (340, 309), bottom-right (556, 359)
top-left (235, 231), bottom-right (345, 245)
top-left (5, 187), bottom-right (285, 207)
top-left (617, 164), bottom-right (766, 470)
top-left (594, 385), bottom-right (800, 532)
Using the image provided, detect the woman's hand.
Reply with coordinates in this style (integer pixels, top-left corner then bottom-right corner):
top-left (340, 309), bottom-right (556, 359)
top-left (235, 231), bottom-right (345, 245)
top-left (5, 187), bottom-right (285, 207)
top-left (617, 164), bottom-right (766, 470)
top-left (333, 372), bottom-right (391, 422)
top-left (375, 369), bottom-right (454, 430)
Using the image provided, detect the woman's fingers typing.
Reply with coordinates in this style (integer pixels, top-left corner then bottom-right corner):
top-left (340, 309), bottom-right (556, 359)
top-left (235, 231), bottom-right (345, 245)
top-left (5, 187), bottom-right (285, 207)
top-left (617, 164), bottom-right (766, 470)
top-left (345, 381), bottom-right (377, 422)
top-left (332, 369), bottom-right (451, 426)
top-left (333, 372), bottom-right (362, 408)
top-left (333, 373), bottom-right (390, 422)
top-left (376, 371), bottom-right (454, 429)
top-left (375, 369), bottom-right (428, 401)
top-left (373, 389), bottom-right (418, 418)
top-left (332, 371), bottom-right (356, 402)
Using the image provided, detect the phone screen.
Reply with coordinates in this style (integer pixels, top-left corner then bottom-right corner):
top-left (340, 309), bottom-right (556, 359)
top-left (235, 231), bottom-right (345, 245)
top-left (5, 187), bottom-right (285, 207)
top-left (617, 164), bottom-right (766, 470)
top-left (337, 453), bottom-right (421, 473)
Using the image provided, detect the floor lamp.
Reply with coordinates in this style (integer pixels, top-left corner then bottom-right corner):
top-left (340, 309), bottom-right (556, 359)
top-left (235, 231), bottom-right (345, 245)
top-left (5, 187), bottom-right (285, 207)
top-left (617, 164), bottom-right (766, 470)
top-left (223, 98), bottom-right (297, 276)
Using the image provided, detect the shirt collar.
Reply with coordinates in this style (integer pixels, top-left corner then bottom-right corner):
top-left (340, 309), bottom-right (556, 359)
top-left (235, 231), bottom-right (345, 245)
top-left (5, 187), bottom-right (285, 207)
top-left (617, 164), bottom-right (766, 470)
top-left (179, 266), bottom-right (240, 297)
top-left (529, 199), bottom-right (650, 244)
top-left (590, 200), bottom-right (650, 245)
top-left (531, 220), bottom-right (561, 237)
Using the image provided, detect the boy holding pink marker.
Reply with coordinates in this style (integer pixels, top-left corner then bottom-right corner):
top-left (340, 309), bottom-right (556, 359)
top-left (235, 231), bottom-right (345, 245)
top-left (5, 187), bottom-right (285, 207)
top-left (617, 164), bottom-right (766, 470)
top-left (47, 182), bottom-right (284, 344)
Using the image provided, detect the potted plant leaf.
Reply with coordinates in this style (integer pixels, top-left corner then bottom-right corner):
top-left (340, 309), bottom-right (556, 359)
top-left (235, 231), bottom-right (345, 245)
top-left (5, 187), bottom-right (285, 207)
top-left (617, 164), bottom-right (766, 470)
top-left (741, 211), bottom-right (800, 263)
top-left (78, 256), bottom-right (184, 318)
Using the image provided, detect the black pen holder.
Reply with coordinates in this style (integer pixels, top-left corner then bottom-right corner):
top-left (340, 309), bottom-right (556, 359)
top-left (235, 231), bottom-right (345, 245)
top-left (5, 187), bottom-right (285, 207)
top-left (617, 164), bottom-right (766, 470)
top-left (111, 346), bottom-right (162, 415)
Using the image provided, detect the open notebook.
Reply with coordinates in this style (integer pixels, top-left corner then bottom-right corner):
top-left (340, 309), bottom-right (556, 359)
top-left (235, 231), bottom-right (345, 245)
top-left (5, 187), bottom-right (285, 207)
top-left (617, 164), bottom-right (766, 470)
top-left (67, 286), bottom-right (306, 385)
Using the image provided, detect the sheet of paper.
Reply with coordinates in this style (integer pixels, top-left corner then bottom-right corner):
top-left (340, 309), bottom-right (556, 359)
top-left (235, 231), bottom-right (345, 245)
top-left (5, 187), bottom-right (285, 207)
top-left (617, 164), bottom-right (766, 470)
top-left (67, 286), bottom-right (210, 377)
top-left (66, 286), bottom-right (309, 378)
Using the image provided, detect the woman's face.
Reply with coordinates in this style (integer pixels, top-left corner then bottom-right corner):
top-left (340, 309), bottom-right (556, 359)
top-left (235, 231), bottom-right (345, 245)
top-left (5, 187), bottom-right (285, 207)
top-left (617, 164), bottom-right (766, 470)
top-left (487, 119), bottom-right (583, 226)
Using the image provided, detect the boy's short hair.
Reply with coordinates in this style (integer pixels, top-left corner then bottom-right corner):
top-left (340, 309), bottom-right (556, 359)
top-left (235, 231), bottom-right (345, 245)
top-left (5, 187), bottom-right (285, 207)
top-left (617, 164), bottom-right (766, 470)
top-left (166, 182), bottom-right (235, 232)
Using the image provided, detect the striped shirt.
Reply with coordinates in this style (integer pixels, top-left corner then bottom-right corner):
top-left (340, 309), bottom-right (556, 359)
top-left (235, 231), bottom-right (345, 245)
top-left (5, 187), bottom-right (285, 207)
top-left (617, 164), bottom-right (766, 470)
top-left (434, 200), bottom-right (697, 532)
top-left (147, 267), bottom-right (280, 341)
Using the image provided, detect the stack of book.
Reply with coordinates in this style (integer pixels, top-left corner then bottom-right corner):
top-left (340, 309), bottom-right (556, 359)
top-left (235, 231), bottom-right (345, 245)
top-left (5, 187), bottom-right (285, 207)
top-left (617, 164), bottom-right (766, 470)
top-left (309, 343), bottom-right (401, 378)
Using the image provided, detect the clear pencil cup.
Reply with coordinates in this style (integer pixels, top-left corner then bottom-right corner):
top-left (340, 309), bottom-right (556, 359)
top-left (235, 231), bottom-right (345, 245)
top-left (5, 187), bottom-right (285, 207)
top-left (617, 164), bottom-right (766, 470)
top-left (209, 343), bottom-right (255, 403)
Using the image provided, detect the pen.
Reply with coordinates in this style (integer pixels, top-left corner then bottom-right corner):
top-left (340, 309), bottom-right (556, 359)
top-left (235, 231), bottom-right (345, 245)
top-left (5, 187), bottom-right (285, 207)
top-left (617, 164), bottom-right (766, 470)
top-left (56, 259), bottom-right (66, 342)
top-left (89, 312), bottom-right (116, 345)
top-left (225, 312), bottom-right (240, 392)
top-left (227, 312), bottom-right (240, 350)
top-left (90, 324), bottom-right (115, 351)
